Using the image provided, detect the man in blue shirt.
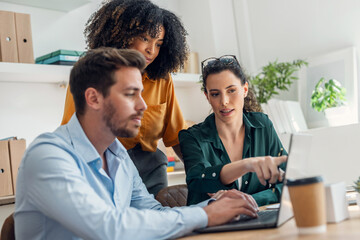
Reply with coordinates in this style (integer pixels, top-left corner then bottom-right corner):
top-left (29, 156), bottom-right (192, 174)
top-left (14, 48), bottom-right (258, 240)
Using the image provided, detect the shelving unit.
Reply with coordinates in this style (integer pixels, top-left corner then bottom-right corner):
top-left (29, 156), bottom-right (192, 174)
top-left (167, 170), bottom-right (186, 186)
top-left (0, 196), bottom-right (15, 206)
top-left (0, 62), bottom-right (71, 84)
top-left (0, 62), bottom-right (200, 86)
top-left (167, 170), bottom-right (185, 176)
top-left (172, 73), bottom-right (201, 88)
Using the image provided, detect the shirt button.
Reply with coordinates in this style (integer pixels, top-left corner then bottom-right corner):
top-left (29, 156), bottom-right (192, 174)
top-left (245, 181), bottom-right (248, 185)
top-left (269, 183), bottom-right (272, 188)
top-left (212, 172), bottom-right (216, 177)
top-left (201, 174), bottom-right (205, 178)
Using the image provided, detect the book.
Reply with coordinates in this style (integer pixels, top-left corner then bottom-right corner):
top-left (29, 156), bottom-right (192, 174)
top-left (35, 49), bottom-right (85, 65)
top-left (282, 101), bottom-right (308, 132)
top-left (37, 55), bottom-right (80, 64)
top-left (267, 99), bottom-right (286, 134)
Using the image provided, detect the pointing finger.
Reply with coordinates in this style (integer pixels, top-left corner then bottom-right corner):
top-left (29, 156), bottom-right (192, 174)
top-left (274, 155), bottom-right (287, 165)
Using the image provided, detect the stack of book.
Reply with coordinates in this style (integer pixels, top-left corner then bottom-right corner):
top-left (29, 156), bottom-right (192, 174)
top-left (167, 156), bottom-right (175, 172)
top-left (262, 99), bottom-right (308, 134)
top-left (35, 49), bottom-right (84, 65)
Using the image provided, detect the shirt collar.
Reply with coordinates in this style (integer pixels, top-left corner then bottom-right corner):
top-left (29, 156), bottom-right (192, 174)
top-left (242, 111), bottom-right (265, 132)
top-left (65, 114), bottom-right (101, 164)
top-left (200, 111), bottom-right (265, 143)
top-left (65, 114), bottom-right (126, 165)
top-left (142, 72), bottom-right (157, 83)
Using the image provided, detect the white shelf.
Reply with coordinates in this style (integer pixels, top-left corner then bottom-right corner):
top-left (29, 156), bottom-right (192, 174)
top-left (167, 170), bottom-right (185, 176)
top-left (0, 62), bottom-right (71, 84)
top-left (0, 62), bottom-right (201, 87)
top-left (0, 0), bottom-right (91, 12)
top-left (0, 195), bottom-right (15, 206)
top-left (171, 73), bottom-right (201, 88)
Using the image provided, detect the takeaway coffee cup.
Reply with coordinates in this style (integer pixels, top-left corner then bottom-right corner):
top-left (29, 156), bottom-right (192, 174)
top-left (287, 176), bottom-right (326, 234)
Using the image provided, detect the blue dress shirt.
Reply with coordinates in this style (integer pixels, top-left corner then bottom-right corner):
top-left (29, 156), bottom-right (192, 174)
top-left (15, 114), bottom-right (207, 240)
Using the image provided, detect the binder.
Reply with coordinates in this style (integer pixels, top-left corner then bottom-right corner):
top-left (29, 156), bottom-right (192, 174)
top-left (0, 10), bottom-right (19, 63)
top-left (0, 140), bottom-right (14, 197)
top-left (8, 139), bottom-right (26, 193)
top-left (15, 12), bottom-right (34, 63)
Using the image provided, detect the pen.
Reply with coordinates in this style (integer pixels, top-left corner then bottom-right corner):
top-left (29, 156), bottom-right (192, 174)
top-left (278, 148), bottom-right (283, 157)
top-left (278, 148), bottom-right (285, 186)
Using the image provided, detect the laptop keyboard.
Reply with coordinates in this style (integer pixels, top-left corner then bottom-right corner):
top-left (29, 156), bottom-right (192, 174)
top-left (232, 210), bottom-right (278, 223)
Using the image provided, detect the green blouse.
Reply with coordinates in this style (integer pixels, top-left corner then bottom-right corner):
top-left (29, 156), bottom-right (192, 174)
top-left (179, 112), bottom-right (287, 206)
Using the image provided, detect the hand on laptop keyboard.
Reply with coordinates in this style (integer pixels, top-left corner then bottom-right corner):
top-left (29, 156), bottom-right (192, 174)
top-left (231, 213), bottom-right (257, 223)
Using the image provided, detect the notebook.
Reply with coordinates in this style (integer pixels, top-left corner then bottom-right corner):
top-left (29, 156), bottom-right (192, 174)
top-left (195, 133), bottom-right (313, 233)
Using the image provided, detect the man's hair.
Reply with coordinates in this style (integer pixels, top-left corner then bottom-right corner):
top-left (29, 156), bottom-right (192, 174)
top-left (70, 47), bottom-right (146, 115)
top-left (84, 0), bottom-right (188, 80)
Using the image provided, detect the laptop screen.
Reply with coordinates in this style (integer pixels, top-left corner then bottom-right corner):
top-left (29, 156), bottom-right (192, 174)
top-left (278, 133), bottom-right (313, 226)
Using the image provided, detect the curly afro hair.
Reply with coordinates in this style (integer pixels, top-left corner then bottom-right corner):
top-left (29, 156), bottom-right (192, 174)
top-left (84, 0), bottom-right (189, 80)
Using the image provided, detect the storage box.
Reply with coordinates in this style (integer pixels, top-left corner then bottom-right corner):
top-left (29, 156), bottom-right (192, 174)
top-left (0, 140), bottom-right (13, 197)
top-left (0, 11), bottom-right (34, 63)
top-left (0, 137), bottom-right (26, 197)
top-left (325, 182), bottom-right (349, 223)
top-left (0, 10), bottom-right (19, 63)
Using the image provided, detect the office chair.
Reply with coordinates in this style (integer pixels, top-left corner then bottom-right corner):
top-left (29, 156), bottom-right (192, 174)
top-left (155, 184), bottom-right (188, 207)
top-left (0, 213), bottom-right (15, 240)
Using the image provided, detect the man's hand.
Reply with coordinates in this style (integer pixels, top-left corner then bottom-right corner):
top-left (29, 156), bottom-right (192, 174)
top-left (208, 189), bottom-right (258, 211)
top-left (203, 196), bottom-right (258, 227)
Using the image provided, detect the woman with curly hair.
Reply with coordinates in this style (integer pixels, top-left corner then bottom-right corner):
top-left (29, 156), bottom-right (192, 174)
top-left (61, 0), bottom-right (188, 196)
top-left (179, 55), bottom-right (287, 206)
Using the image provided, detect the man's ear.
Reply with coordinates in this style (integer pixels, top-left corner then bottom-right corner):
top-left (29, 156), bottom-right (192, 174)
top-left (84, 87), bottom-right (103, 111)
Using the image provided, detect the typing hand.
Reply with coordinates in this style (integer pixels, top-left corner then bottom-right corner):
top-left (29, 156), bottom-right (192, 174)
top-left (203, 196), bottom-right (258, 227)
top-left (208, 189), bottom-right (259, 211)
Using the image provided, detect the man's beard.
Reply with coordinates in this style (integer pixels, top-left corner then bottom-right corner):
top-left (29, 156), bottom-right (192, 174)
top-left (103, 100), bottom-right (142, 138)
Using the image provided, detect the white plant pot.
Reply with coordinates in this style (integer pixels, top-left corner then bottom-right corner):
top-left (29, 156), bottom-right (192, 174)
top-left (324, 106), bottom-right (351, 127)
top-left (357, 193), bottom-right (360, 207)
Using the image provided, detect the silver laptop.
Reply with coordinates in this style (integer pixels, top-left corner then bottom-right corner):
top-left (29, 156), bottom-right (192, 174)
top-left (195, 133), bottom-right (313, 233)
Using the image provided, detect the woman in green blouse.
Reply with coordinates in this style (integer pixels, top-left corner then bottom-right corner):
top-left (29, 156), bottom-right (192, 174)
top-left (179, 55), bottom-right (287, 206)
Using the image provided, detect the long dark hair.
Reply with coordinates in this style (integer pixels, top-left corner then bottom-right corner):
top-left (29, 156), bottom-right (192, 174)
top-left (201, 57), bottom-right (262, 112)
top-left (84, 0), bottom-right (188, 80)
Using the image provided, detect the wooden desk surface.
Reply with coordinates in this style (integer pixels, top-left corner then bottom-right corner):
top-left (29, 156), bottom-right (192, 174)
top-left (178, 206), bottom-right (360, 240)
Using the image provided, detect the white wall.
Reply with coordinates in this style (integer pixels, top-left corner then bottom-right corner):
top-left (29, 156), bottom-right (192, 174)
top-left (244, 0), bottom-right (360, 68)
top-left (0, 82), bottom-right (66, 144)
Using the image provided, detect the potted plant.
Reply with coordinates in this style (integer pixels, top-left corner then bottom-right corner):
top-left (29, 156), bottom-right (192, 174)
top-left (353, 176), bottom-right (360, 206)
top-left (310, 77), bottom-right (347, 126)
top-left (250, 59), bottom-right (308, 104)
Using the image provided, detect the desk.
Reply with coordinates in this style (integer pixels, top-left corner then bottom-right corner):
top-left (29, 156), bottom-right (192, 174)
top-left (178, 206), bottom-right (360, 240)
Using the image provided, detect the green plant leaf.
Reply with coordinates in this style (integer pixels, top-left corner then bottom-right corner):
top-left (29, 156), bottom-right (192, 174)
top-left (310, 77), bottom-right (347, 112)
top-left (250, 59), bottom-right (308, 104)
